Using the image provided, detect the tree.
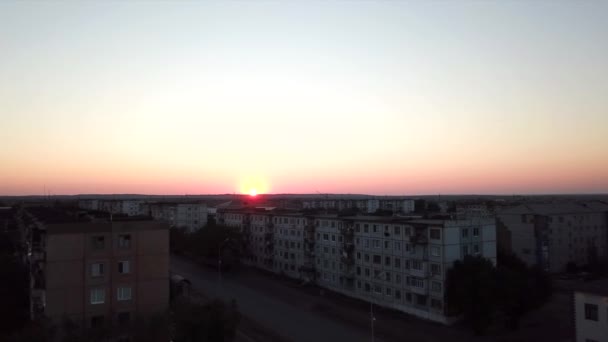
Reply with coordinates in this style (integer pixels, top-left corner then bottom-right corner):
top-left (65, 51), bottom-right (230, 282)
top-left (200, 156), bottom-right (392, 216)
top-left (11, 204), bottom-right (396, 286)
top-left (446, 255), bottom-right (497, 334)
top-left (495, 252), bottom-right (553, 330)
top-left (172, 299), bottom-right (240, 342)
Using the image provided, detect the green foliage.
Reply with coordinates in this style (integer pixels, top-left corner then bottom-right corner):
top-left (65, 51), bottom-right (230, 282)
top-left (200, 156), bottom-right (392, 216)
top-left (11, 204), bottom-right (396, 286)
top-left (446, 253), bottom-right (553, 334)
top-left (172, 299), bottom-right (241, 342)
top-left (170, 223), bottom-right (242, 269)
top-left (446, 255), bottom-right (497, 334)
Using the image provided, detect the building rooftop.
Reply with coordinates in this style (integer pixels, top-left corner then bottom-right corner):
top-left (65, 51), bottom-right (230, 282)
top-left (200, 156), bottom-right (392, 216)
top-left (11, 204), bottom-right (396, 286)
top-left (498, 202), bottom-right (608, 216)
top-left (46, 220), bottom-right (169, 235)
top-left (574, 278), bottom-right (608, 297)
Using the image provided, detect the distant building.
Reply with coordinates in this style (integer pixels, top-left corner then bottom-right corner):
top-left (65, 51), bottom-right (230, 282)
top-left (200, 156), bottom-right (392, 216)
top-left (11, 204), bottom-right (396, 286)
top-left (497, 202), bottom-right (608, 273)
top-left (174, 203), bottom-right (208, 232)
top-left (19, 206), bottom-right (169, 338)
top-left (218, 208), bottom-right (496, 324)
top-left (574, 279), bottom-right (608, 342)
top-left (302, 197), bottom-right (414, 214)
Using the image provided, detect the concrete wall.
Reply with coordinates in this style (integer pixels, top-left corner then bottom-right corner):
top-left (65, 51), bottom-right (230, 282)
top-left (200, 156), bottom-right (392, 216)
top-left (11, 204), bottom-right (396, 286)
top-left (575, 291), bottom-right (608, 342)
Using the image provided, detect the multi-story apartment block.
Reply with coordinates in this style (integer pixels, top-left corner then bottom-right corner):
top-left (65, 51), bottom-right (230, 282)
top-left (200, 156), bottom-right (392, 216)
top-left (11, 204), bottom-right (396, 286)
top-left (497, 202), bottom-right (608, 273)
top-left (174, 203), bottom-right (208, 233)
top-left (574, 279), bottom-right (608, 342)
top-left (19, 206), bottom-right (169, 337)
top-left (302, 197), bottom-right (414, 214)
top-left (218, 208), bottom-right (496, 323)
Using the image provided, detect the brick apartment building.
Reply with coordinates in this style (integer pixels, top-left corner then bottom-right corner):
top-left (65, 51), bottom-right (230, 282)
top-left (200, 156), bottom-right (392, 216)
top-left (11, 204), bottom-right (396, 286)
top-left (19, 206), bottom-right (169, 338)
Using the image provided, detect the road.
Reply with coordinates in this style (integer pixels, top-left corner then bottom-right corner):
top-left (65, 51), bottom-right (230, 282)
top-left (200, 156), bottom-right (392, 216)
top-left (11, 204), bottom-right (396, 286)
top-left (171, 256), bottom-right (381, 342)
top-left (172, 255), bottom-right (574, 342)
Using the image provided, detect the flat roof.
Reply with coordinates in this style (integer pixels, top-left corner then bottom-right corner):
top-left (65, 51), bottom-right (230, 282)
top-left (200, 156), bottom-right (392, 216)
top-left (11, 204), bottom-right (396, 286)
top-left (46, 220), bottom-right (169, 235)
top-left (574, 278), bottom-right (608, 297)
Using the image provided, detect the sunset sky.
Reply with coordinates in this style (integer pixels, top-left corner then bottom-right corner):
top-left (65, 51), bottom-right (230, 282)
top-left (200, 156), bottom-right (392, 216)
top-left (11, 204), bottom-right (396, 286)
top-left (1, 1), bottom-right (607, 196)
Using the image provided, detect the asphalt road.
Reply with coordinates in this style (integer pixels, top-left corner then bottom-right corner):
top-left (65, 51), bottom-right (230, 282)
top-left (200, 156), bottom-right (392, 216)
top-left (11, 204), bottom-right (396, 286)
top-left (171, 256), bottom-right (382, 342)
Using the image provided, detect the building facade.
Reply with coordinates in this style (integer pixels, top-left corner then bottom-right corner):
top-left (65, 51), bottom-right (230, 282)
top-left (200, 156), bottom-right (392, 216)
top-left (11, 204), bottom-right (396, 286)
top-left (218, 208), bottom-right (496, 323)
top-left (574, 279), bottom-right (608, 342)
top-left (20, 207), bottom-right (169, 337)
top-left (497, 202), bottom-right (608, 273)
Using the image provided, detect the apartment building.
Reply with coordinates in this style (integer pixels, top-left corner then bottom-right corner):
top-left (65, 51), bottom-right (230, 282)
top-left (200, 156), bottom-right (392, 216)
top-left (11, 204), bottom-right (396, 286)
top-left (574, 279), bottom-right (608, 342)
top-left (20, 206), bottom-right (169, 337)
top-left (497, 202), bottom-right (608, 272)
top-left (218, 208), bottom-right (496, 323)
top-left (302, 197), bottom-right (415, 214)
top-left (174, 203), bottom-right (208, 232)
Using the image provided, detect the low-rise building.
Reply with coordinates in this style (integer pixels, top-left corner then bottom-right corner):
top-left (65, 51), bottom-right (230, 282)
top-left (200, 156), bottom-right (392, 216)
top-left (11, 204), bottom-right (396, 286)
top-left (574, 279), bottom-right (608, 342)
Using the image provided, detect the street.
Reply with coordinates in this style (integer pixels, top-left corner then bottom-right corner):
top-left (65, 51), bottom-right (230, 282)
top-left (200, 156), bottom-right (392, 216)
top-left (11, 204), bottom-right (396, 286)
top-left (171, 255), bottom-right (382, 342)
top-left (171, 255), bottom-right (574, 342)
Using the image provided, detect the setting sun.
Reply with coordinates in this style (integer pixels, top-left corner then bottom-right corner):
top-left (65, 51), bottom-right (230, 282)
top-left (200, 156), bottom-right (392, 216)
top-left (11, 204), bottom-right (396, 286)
top-left (249, 189), bottom-right (257, 197)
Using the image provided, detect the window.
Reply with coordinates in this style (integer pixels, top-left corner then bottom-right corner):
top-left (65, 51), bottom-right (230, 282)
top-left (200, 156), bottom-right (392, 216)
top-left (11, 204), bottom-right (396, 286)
top-left (405, 292), bottom-right (412, 302)
top-left (357, 252), bottom-right (361, 260)
top-left (473, 244), bottom-right (480, 254)
top-left (384, 241), bottom-right (390, 249)
top-left (395, 290), bottom-right (401, 299)
top-left (356, 266), bottom-right (361, 275)
top-left (117, 287), bottom-right (132, 301)
top-left (410, 277), bottom-right (424, 288)
top-left (430, 229), bottom-right (441, 240)
top-left (462, 245), bottom-right (469, 256)
top-left (416, 294), bottom-right (427, 306)
top-left (431, 263), bottom-right (441, 276)
top-left (473, 228), bottom-right (479, 237)
top-left (395, 258), bottom-right (401, 268)
top-left (373, 255), bottom-right (381, 264)
top-left (412, 260), bottom-right (423, 271)
top-left (331, 235), bottom-right (336, 241)
top-left (91, 263), bottom-right (104, 277)
top-left (323, 234), bottom-right (329, 241)
top-left (118, 261), bottom-right (130, 274)
top-left (385, 287), bottom-right (392, 296)
top-left (117, 312), bottom-right (130, 327)
top-left (395, 242), bottom-right (401, 250)
top-left (91, 236), bottom-right (105, 250)
top-left (364, 268), bottom-right (370, 277)
top-left (373, 239), bottom-right (380, 249)
top-left (431, 281), bottom-right (442, 292)
top-left (364, 224), bottom-right (369, 233)
top-left (585, 303), bottom-right (598, 321)
top-left (462, 229), bottom-right (469, 238)
top-left (90, 288), bottom-right (105, 304)
top-left (374, 284), bottom-right (382, 293)
top-left (385, 256), bottom-right (391, 266)
top-left (394, 226), bottom-right (401, 235)
top-left (118, 234), bottom-right (131, 248)
top-left (431, 246), bottom-right (440, 257)
top-left (396, 274), bottom-right (401, 284)
top-left (431, 298), bottom-right (442, 310)
top-left (373, 225), bottom-right (378, 233)
top-left (91, 315), bottom-right (105, 329)
top-left (364, 254), bottom-right (370, 262)
top-left (364, 283), bottom-right (370, 292)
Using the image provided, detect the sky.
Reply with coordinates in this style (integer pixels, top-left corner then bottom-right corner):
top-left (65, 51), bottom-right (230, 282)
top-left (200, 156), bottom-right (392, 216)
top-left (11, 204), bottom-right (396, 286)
top-left (1, 1), bottom-right (607, 196)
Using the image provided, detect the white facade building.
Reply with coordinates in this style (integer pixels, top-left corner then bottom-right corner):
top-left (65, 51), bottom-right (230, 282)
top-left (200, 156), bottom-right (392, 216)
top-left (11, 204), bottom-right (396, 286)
top-left (497, 202), bottom-right (608, 273)
top-left (218, 208), bottom-right (496, 324)
top-left (174, 203), bottom-right (208, 233)
top-left (574, 280), bottom-right (608, 342)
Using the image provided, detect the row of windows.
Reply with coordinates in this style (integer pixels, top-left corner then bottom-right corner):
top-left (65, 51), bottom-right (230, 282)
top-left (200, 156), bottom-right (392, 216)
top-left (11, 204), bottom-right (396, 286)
top-left (91, 261), bottom-right (130, 277)
top-left (91, 234), bottom-right (131, 250)
top-left (90, 287), bottom-right (132, 304)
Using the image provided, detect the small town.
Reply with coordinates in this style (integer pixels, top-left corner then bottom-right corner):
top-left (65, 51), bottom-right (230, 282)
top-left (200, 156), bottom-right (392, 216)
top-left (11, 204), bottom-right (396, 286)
top-left (1, 1), bottom-right (607, 341)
